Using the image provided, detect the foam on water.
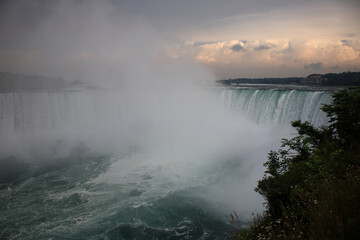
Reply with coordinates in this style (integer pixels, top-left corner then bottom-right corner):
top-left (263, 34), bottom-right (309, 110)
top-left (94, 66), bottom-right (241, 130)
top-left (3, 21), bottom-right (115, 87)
top-left (0, 86), bottom-right (333, 239)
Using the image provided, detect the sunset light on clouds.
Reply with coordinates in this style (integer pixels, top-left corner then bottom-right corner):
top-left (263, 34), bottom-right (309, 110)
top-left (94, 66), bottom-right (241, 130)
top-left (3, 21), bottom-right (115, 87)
top-left (194, 39), bottom-right (360, 78)
top-left (1, 2), bottom-right (360, 238)
top-left (0, 0), bottom-right (359, 80)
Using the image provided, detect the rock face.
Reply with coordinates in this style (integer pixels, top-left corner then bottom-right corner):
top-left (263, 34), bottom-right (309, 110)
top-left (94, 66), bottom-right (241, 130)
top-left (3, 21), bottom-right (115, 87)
top-left (0, 156), bottom-right (28, 183)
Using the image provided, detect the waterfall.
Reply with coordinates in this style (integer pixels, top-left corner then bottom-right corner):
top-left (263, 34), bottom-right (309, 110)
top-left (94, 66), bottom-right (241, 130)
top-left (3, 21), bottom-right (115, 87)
top-left (0, 90), bottom-right (126, 133)
top-left (0, 87), bottom-right (337, 239)
top-left (220, 88), bottom-right (332, 126)
top-left (0, 88), bottom-right (332, 158)
top-left (0, 89), bottom-right (136, 158)
top-left (0, 88), bottom-right (332, 136)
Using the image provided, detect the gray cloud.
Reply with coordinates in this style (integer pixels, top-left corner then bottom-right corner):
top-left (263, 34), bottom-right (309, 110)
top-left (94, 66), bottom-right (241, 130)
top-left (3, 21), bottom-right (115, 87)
top-left (341, 40), bottom-right (351, 46)
top-left (0, 0), bottom-right (359, 79)
top-left (304, 62), bottom-right (323, 70)
top-left (254, 43), bottom-right (275, 51)
top-left (344, 32), bottom-right (358, 38)
top-left (194, 41), bottom-right (221, 47)
top-left (231, 44), bottom-right (245, 52)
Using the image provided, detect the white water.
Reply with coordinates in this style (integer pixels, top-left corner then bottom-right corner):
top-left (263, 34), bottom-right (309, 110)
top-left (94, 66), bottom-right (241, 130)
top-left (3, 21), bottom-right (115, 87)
top-left (0, 86), bottom-right (333, 239)
top-left (220, 88), bottom-right (331, 126)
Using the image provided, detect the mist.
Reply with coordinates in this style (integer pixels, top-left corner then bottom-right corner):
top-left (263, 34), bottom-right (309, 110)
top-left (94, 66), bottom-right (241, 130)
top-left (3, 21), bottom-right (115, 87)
top-left (0, 1), bottom-right (300, 238)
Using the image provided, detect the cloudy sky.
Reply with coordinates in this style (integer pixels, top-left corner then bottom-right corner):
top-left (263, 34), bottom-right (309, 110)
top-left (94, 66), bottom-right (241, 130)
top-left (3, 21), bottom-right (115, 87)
top-left (0, 0), bottom-right (359, 80)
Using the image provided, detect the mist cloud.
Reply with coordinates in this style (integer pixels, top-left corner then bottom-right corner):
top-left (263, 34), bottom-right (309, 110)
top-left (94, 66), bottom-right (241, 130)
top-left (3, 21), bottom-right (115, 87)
top-left (304, 62), bottom-right (323, 70)
top-left (1, 0), bottom-right (355, 225)
top-left (0, 0), bottom-right (172, 85)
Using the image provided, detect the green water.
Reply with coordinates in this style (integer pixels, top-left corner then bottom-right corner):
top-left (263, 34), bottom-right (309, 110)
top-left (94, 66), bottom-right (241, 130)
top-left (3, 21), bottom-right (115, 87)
top-left (0, 87), bottom-right (333, 239)
top-left (1, 154), bottom-right (235, 239)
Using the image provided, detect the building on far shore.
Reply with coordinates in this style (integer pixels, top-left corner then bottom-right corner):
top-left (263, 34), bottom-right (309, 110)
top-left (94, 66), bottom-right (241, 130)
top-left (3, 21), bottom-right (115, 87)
top-left (300, 74), bottom-right (327, 85)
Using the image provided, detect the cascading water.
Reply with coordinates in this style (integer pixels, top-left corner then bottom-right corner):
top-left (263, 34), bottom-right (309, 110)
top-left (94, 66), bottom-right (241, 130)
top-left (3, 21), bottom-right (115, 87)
top-left (0, 88), bottom-right (331, 135)
top-left (220, 88), bottom-right (332, 126)
top-left (0, 86), bottom-right (334, 239)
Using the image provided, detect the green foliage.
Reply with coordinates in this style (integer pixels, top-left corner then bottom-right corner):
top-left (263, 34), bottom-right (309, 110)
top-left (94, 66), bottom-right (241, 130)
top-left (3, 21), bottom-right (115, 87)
top-left (322, 88), bottom-right (360, 152)
top-left (237, 88), bottom-right (360, 240)
top-left (322, 72), bottom-right (360, 86)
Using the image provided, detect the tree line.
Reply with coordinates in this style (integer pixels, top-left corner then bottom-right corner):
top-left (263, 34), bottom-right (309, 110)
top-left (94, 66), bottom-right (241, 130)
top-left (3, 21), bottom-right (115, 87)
top-left (219, 72), bottom-right (360, 86)
top-left (234, 87), bottom-right (360, 240)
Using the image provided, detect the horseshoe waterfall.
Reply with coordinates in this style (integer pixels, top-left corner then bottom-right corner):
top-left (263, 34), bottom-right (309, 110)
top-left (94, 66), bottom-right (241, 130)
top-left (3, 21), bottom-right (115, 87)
top-left (0, 86), bottom-right (332, 239)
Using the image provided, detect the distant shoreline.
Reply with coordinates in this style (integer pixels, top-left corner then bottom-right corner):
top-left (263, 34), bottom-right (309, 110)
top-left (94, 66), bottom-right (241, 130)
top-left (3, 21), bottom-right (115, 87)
top-left (217, 71), bottom-right (360, 87)
top-left (215, 83), bottom-right (347, 92)
top-left (0, 71), bottom-right (359, 93)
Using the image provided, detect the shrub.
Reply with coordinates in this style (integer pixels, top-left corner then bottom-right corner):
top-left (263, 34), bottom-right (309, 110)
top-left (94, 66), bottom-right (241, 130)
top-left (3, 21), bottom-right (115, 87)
top-left (235, 88), bottom-right (360, 240)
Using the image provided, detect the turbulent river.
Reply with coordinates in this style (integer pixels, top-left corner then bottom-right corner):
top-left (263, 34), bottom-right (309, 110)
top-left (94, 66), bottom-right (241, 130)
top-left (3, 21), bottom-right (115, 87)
top-left (0, 85), bottom-right (333, 239)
